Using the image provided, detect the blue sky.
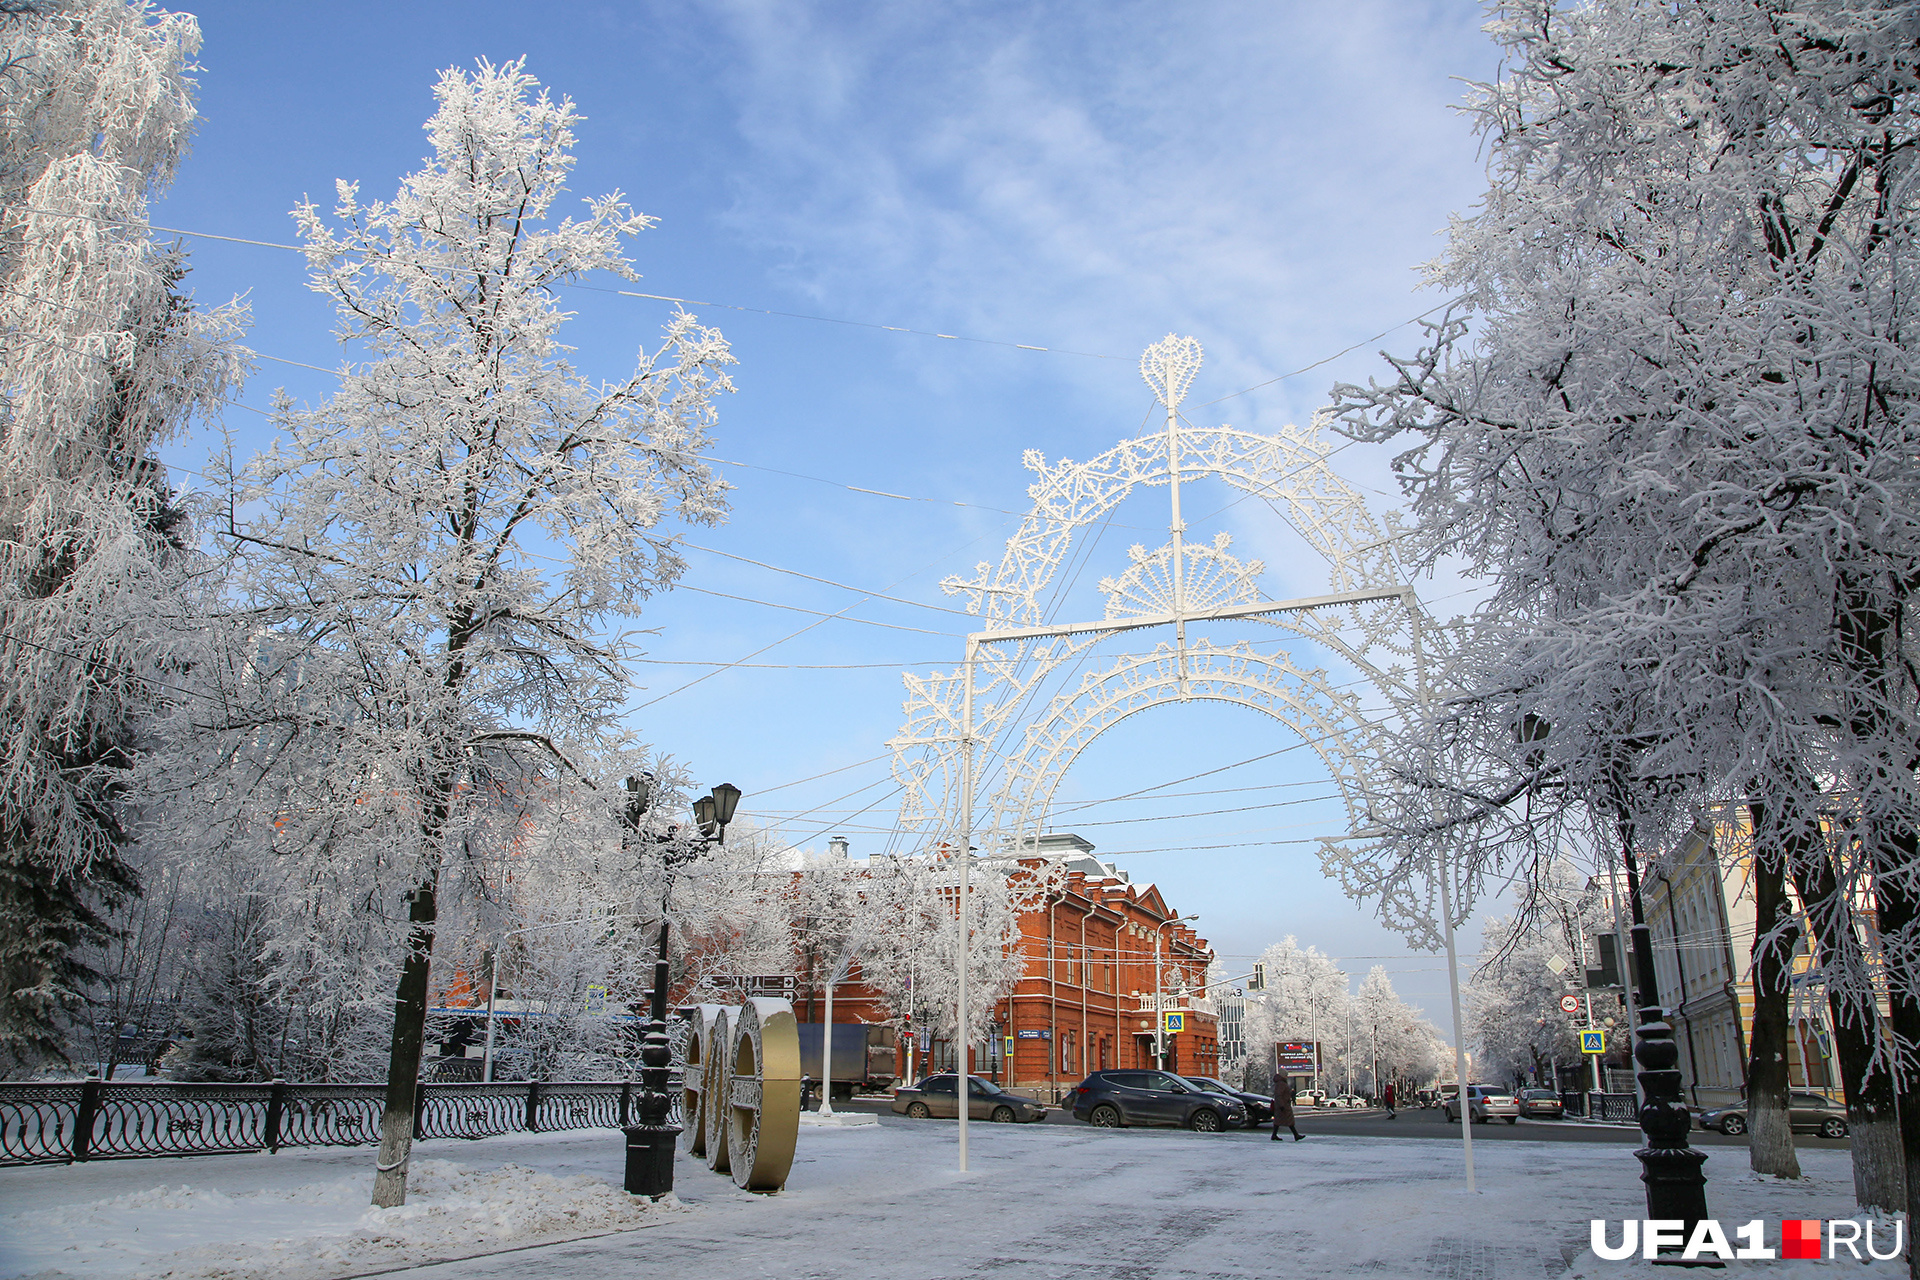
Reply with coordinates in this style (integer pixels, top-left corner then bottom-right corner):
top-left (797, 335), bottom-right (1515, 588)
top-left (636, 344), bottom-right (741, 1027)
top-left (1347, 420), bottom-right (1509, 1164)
top-left (154, 1), bottom-right (1512, 1033)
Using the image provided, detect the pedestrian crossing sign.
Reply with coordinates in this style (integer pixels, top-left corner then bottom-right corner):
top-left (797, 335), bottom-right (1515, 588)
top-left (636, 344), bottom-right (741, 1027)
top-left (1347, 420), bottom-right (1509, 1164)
top-left (1580, 1029), bottom-right (1606, 1054)
top-left (1163, 1012), bottom-right (1185, 1033)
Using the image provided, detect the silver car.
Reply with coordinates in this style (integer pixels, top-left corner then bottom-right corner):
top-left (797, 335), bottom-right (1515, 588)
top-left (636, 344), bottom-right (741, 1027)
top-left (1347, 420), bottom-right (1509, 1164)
top-left (1444, 1085), bottom-right (1520, 1124)
top-left (890, 1073), bottom-right (1049, 1123)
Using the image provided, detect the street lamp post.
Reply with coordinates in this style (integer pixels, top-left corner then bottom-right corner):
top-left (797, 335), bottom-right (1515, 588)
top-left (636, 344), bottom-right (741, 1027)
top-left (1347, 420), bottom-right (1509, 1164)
top-left (1153, 915), bottom-right (1199, 1070)
top-left (1615, 830), bottom-right (1710, 1243)
top-left (620, 776), bottom-right (742, 1200)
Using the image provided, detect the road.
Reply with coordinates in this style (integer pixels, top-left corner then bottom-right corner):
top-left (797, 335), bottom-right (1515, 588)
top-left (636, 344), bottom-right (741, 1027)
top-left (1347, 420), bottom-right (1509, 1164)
top-left (835, 1096), bottom-right (1853, 1149)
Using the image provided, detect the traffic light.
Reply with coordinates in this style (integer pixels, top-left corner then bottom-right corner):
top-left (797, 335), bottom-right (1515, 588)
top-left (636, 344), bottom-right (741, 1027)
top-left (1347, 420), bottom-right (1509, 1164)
top-left (1249, 963), bottom-right (1265, 992)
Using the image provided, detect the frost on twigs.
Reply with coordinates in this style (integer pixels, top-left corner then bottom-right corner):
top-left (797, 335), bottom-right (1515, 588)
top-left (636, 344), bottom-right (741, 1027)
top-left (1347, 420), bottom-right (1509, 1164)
top-left (1325, 0), bottom-right (1920, 1217)
top-left (186, 58), bottom-right (734, 1204)
top-left (0, 0), bottom-right (247, 1074)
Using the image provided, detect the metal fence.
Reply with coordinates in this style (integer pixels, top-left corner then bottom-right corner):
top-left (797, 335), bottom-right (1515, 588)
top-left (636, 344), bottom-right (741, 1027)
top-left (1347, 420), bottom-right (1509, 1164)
top-left (0, 1075), bottom-right (682, 1167)
top-left (1560, 1090), bottom-right (1638, 1122)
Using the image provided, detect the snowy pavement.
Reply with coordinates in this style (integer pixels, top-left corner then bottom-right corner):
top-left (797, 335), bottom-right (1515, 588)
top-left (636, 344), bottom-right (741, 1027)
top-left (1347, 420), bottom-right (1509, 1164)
top-left (0, 1117), bottom-right (1896, 1279)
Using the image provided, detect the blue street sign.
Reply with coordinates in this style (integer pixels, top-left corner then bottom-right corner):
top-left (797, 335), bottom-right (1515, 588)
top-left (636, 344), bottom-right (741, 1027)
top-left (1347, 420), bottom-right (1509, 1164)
top-left (1580, 1029), bottom-right (1606, 1054)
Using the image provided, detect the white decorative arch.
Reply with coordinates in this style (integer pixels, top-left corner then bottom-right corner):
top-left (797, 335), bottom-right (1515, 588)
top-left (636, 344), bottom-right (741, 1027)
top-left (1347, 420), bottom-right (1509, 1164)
top-left (894, 336), bottom-right (1477, 1181)
top-left (889, 336), bottom-right (1426, 855)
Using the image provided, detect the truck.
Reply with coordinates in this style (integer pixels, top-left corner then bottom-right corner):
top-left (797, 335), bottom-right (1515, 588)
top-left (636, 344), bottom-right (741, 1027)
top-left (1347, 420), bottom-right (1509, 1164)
top-left (795, 1022), bottom-right (898, 1100)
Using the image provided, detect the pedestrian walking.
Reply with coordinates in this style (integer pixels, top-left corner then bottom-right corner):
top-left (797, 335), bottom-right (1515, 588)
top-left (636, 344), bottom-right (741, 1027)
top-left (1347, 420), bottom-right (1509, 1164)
top-left (1383, 1081), bottom-right (1396, 1118)
top-left (1269, 1077), bottom-right (1304, 1142)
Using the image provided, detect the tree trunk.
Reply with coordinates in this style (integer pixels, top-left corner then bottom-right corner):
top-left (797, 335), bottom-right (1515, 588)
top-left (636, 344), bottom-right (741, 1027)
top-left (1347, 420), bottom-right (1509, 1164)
top-left (371, 868), bottom-right (439, 1208)
top-left (1745, 797), bottom-right (1801, 1180)
top-left (1784, 815), bottom-right (1905, 1214)
top-left (1874, 833), bottom-right (1920, 1280)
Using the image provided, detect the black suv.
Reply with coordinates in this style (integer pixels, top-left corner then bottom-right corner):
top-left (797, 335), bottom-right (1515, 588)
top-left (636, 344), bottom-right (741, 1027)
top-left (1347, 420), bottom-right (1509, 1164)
top-left (1070, 1070), bottom-right (1247, 1131)
top-left (1180, 1075), bottom-right (1274, 1126)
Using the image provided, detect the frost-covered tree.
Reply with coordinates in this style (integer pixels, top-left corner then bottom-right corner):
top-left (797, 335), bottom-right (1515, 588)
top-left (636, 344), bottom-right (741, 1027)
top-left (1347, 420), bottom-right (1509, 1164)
top-left (0, 0), bottom-right (244, 1074)
top-left (1240, 937), bottom-right (1350, 1092)
top-left (1331, 0), bottom-right (1919, 1219)
top-left (1351, 966), bottom-right (1445, 1095)
top-left (198, 60), bottom-right (732, 1205)
top-left (848, 851), bottom-right (1041, 1056)
top-left (1469, 865), bottom-right (1615, 1088)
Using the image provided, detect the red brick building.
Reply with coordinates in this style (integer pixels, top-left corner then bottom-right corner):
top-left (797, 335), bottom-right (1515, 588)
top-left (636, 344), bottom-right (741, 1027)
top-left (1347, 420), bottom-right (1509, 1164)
top-left (794, 833), bottom-right (1219, 1102)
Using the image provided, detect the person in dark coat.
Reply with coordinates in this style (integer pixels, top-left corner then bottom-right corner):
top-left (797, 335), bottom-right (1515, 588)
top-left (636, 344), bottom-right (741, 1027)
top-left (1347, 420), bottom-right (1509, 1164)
top-left (1383, 1080), bottom-right (1396, 1118)
top-left (1269, 1077), bottom-right (1304, 1141)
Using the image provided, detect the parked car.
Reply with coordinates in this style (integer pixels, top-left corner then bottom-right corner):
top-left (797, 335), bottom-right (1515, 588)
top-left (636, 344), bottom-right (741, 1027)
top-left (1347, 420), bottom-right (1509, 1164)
top-left (1179, 1075), bottom-right (1274, 1126)
top-left (1516, 1089), bottom-right (1564, 1119)
top-left (1327, 1093), bottom-right (1365, 1109)
top-left (1696, 1091), bottom-right (1849, 1139)
top-left (890, 1074), bottom-right (1049, 1123)
top-left (1444, 1085), bottom-right (1520, 1124)
top-left (1069, 1070), bottom-right (1247, 1132)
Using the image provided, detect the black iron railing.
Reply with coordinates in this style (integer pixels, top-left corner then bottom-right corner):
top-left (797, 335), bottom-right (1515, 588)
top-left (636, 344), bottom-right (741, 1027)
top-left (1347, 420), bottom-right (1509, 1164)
top-left (0, 1075), bottom-right (682, 1166)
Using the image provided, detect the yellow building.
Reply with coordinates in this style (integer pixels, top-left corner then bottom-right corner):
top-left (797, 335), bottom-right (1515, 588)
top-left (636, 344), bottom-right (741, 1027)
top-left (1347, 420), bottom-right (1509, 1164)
top-left (1642, 804), bottom-right (1876, 1109)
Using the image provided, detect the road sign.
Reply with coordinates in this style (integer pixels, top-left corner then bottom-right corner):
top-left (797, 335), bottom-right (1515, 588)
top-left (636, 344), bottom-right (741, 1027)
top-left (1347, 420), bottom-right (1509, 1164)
top-left (1580, 1029), bottom-right (1606, 1054)
top-left (1003, 1036), bottom-right (1014, 1058)
top-left (1163, 1012), bottom-right (1185, 1033)
top-left (1559, 994), bottom-right (1581, 1015)
top-left (1016, 1028), bottom-right (1049, 1040)
top-left (584, 984), bottom-right (608, 1016)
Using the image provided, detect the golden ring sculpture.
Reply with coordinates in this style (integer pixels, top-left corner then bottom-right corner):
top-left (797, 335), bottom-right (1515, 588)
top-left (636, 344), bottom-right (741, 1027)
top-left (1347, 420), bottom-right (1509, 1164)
top-left (725, 997), bottom-right (800, 1191)
top-left (680, 1004), bottom-right (727, 1160)
top-left (669, 997), bottom-right (799, 1192)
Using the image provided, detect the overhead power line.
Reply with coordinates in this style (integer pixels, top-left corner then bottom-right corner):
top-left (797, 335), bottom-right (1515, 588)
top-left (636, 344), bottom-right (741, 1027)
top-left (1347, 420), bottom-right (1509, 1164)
top-left (20, 204), bottom-right (1453, 409)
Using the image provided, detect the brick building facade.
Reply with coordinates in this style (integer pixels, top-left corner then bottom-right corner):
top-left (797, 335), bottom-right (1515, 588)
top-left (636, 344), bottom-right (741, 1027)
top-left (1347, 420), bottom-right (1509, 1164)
top-left (791, 834), bottom-right (1218, 1102)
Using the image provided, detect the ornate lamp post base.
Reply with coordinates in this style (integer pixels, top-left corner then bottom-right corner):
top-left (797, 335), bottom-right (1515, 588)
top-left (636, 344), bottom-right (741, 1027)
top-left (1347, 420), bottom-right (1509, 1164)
top-left (623, 1120), bottom-right (680, 1199)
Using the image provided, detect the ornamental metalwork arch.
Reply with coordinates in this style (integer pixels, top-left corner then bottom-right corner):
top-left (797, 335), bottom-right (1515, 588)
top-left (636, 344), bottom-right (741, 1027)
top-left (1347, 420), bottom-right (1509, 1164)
top-left (888, 334), bottom-right (1430, 860)
top-left (889, 335), bottom-right (1477, 1180)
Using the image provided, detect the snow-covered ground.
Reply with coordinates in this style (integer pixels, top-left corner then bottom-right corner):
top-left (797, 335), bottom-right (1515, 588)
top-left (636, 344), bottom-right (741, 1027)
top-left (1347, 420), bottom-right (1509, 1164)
top-left (0, 1119), bottom-right (1898, 1279)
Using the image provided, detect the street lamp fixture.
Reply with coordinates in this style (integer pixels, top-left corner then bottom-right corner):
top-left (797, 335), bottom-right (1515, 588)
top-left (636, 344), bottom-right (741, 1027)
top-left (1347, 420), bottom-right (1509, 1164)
top-left (620, 779), bottom-right (744, 1200)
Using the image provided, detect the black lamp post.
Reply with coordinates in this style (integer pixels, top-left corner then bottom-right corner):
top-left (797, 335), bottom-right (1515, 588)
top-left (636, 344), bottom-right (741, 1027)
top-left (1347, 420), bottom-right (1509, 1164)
top-left (1618, 834), bottom-right (1712, 1251)
top-left (1518, 717), bottom-right (1709, 1250)
top-left (619, 778), bottom-right (742, 1199)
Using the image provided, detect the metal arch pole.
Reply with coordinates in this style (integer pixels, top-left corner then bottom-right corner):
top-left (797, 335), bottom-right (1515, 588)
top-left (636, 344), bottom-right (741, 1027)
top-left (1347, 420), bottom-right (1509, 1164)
top-left (957, 635), bottom-right (977, 1173)
top-left (1165, 393), bottom-right (1189, 698)
top-left (1404, 597), bottom-right (1473, 1193)
top-left (1439, 857), bottom-right (1475, 1192)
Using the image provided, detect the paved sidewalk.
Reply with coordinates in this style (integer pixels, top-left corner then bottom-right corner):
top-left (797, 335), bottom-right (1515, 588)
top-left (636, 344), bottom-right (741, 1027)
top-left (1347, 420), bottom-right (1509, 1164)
top-left (1, 1116), bottom-right (1884, 1280)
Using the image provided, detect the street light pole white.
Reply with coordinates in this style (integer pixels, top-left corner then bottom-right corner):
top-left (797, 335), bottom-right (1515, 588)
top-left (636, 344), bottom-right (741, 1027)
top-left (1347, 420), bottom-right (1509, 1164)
top-left (957, 635), bottom-right (977, 1173)
top-left (1153, 915), bottom-right (1199, 1070)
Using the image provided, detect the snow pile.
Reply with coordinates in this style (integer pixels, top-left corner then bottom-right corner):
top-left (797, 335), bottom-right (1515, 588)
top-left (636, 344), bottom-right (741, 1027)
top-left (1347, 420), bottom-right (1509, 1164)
top-left (0, 1158), bottom-right (678, 1280)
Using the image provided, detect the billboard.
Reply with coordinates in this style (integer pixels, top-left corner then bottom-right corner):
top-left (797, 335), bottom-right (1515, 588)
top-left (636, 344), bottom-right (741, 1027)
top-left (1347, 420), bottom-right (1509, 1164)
top-left (1274, 1041), bottom-right (1317, 1071)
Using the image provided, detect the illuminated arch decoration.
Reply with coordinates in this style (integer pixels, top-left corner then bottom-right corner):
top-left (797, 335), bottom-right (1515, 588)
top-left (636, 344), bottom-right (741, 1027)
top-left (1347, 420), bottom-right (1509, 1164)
top-left (889, 335), bottom-right (1431, 870)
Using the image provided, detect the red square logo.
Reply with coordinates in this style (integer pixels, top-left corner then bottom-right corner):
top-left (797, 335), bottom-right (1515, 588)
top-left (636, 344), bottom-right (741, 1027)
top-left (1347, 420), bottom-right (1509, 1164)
top-left (1782, 1220), bottom-right (1822, 1260)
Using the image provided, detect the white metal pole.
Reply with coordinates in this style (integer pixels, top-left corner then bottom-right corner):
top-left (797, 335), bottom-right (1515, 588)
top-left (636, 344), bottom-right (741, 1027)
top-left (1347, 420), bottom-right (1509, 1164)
top-left (821, 968), bottom-right (836, 1116)
top-left (1587, 990), bottom-right (1601, 1094)
top-left (1154, 932), bottom-right (1164, 1069)
top-left (1438, 851), bottom-right (1475, 1193)
top-left (1165, 389), bottom-right (1190, 697)
top-left (957, 638), bottom-right (976, 1172)
top-left (482, 949), bottom-right (500, 1084)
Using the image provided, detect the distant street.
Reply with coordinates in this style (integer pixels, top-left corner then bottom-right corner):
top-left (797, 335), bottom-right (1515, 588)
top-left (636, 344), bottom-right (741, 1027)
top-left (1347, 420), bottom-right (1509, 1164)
top-left (836, 1096), bottom-right (1853, 1149)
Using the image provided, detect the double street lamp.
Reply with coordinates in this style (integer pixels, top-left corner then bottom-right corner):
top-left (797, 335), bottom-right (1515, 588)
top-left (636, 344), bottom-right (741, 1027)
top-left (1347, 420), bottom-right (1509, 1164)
top-left (619, 776), bottom-right (743, 1200)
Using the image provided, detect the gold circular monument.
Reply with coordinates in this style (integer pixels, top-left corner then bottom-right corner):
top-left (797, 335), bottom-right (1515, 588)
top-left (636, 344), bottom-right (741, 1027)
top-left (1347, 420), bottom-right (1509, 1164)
top-left (726, 996), bottom-right (800, 1192)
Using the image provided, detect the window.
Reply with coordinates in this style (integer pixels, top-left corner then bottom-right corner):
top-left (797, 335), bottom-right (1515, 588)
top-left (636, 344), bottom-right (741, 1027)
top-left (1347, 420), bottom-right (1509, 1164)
top-left (923, 1076), bottom-right (956, 1094)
